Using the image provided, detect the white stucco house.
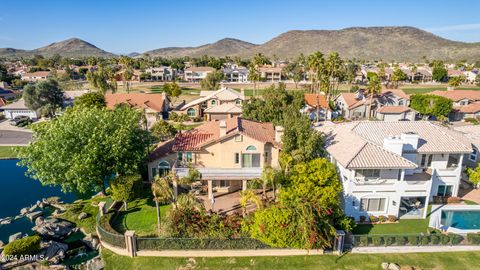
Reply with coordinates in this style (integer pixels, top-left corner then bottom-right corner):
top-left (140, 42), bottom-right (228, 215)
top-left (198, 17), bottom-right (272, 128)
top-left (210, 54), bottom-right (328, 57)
top-left (0, 98), bottom-right (38, 119)
top-left (317, 121), bottom-right (472, 220)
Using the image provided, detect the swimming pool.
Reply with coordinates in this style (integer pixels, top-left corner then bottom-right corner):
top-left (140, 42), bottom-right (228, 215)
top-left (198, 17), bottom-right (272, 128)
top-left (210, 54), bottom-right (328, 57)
top-left (441, 210), bottom-right (480, 230)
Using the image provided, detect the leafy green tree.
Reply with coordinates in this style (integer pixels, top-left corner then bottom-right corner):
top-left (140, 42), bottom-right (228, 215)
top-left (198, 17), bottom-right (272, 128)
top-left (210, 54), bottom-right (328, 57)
top-left (150, 120), bottom-right (177, 141)
top-left (74, 92), bottom-right (106, 108)
top-left (110, 174), bottom-right (142, 210)
top-left (23, 79), bottom-right (64, 118)
top-left (86, 68), bottom-right (116, 94)
top-left (432, 66), bottom-right (448, 82)
top-left (162, 82), bottom-right (182, 103)
top-left (239, 189), bottom-right (263, 217)
top-left (410, 94), bottom-right (453, 119)
top-left (123, 68), bottom-right (134, 93)
top-left (468, 165), bottom-right (480, 188)
top-left (448, 76), bottom-right (463, 88)
top-left (18, 106), bottom-right (151, 194)
top-left (200, 70), bottom-right (225, 90)
top-left (0, 63), bottom-right (17, 84)
top-left (390, 67), bottom-right (407, 88)
top-left (282, 61), bottom-right (304, 89)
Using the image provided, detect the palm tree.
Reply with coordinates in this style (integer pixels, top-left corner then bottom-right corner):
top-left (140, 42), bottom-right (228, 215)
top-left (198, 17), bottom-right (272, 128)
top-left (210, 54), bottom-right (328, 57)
top-left (239, 189), bottom-right (263, 217)
top-left (307, 51), bottom-right (325, 93)
top-left (325, 52), bottom-right (343, 101)
top-left (366, 75), bottom-right (382, 119)
top-left (176, 193), bottom-right (204, 210)
top-left (260, 167), bottom-right (282, 200)
top-left (151, 174), bottom-right (174, 236)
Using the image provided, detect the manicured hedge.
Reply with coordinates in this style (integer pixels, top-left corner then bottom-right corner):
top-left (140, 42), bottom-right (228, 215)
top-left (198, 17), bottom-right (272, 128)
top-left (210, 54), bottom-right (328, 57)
top-left (353, 233), bottom-right (465, 247)
top-left (3, 235), bottom-right (42, 256)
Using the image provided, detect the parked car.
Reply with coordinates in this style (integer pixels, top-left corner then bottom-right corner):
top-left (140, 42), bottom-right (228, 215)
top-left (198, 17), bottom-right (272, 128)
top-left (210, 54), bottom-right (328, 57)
top-left (9, 116), bottom-right (32, 127)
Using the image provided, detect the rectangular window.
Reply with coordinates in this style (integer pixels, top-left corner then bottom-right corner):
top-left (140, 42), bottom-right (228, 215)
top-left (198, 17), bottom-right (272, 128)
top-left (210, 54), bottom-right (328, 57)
top-left (420, 154), bottom-right (433, 168)
top-left (264, 152), bottom-right (268, 163)
top-left (437, 185), bottom-right (453, 196)
top-left (177, 152), bottom-right (183, 161)
top-left (470, 149), bottom-right (478, 162)
top-left (355, 169), bottom-right (380, 179)
top-left (234, 135), bottom-right (243, 142)
top-left (360, 198), bottom-right (386, 212)
top-left (151, 167), bottom-right (158, 179)
top-left (242, 153), bottom-right (261, 168)
top-left (186, 152), bottom-right (193, 162)
top-left (234, 153), bottom-right (240, 164)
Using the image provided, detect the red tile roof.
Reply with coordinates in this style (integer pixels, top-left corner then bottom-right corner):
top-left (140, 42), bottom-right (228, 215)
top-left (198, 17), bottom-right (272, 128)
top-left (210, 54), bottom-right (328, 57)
top-left (458, 102), bottom-right (480, 113)
top-left (304, 93), bottom-right (328, 108)
top-left (430, 90), bottom-right (480, 102)
top-left (377, 105), bottom-right (411, 114)
top-left (148, 139), bottom-right (176, 161)
top-left (105, 93), bottom-right (167, 112)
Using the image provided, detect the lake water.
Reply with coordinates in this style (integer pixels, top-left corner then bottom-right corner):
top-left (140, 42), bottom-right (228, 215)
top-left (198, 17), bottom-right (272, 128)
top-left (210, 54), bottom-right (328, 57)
top-left (0, 159), bottom-right (76, 243)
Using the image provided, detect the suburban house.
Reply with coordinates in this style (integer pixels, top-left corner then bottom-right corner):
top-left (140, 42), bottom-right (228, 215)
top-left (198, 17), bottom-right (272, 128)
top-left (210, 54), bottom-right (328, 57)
top-left (430, 90), bottom-right (480, 121)
top-left (222, 66), bottom-right (249, 83)
top-left (463, 70), bottom-right (478, 84)
top-left (453, 125), bottom-right (480, 169)
top-left (104, 92), bottom-right (169, 128)
top-left (145, 67), bottom-right (177, 81)
top-left (21, 71), bottom-right (51, 82)
top-left (317, 121), bottom-right (471, 220)
top-left (184, 67), bottom-right (215, 82)
top-left (336, 89), bottom-right (411, 121)
top-left (259, 66), bottom-right (283, 82)
top-left (177, 87), bottom-right (245, 120)
top-left (0, 98), bottom-right (38, 119)
top-left (302, 93), bottom-right (330, 121)
top-left (147, 117), bottom-right (283, 199)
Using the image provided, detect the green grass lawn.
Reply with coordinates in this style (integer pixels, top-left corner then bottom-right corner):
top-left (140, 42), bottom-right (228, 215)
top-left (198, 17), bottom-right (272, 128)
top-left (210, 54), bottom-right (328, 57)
top-left (60, 196), bottom-right (110, 235)
top-left (402, 86), bottom-right (480, 95)
top-left (352, 218), bottom-right (432, 235)
top-left (111, 197), bottom-right (172, 237)
top-left (0, 146), bottom-right (21, 159)
top-left (101, 249), bottom-right (480, 270)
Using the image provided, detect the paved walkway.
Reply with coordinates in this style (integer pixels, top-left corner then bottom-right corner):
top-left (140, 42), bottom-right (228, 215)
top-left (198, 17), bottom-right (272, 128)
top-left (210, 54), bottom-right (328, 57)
top-left (461, 188), bottom-right (480, 204)
top-left (352, 245), bottom-right (480, 254)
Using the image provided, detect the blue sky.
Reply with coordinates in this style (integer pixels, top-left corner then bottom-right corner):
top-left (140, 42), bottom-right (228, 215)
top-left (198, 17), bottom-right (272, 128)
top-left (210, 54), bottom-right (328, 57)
top-left (1, 0), bottom-right (480, 54)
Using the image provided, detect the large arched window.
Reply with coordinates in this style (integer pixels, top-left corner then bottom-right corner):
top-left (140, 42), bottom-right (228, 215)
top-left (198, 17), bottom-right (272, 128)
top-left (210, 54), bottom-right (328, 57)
top-left (246, 145), bottom-right (257, 151)
top-left (211, 100), bottom-right (217, 106)
top-left (235, 99), bottom-right (241, 105)
top-left (187, 108), bottom-right (196, 117)
top-left (158, 161), bottom-right (170, 177)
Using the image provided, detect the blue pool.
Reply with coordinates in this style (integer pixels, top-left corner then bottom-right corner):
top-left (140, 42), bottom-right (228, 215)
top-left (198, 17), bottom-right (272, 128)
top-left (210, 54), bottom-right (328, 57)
top-left (441, 210), bottom-right (480, 230)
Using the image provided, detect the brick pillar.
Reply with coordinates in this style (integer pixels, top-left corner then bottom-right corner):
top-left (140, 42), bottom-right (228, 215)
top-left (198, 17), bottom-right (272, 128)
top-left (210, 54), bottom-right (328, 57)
top-left (124, 230), bottom-right (137, 257)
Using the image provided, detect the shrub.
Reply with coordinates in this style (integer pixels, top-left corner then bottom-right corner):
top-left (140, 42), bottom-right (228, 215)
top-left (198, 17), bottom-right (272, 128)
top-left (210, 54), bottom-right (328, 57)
top-left (369, 216), bottom-right (378, 223)
top-left (3, 235), bottom-right (42, 256)
top-left (378, 215), bottom-right (387, 223)
top-left (385, 236), bottom-right (395, 246)
top-left (395, 236), bottom-right (407, 246)
top-left (440, 234), bottom-right (451, 245)
top-left (359, 216), bottom-right (366, 223)
top-left (467, 233), bottom-right (480, 245)
top-left (447, 197), bottom-right (461, 204)
top-left (420, 235), bottom-right (430, 245)
top-left (450, 234), bottom-right (463, 245)
top-left (430, 235), bottom-right (440, 245)
top-left (372, 236), bottom-right (384, 246)
top-left (386, 215), bottom-right (397, 222)
top-left (408, 235), bottom-right (419, 246)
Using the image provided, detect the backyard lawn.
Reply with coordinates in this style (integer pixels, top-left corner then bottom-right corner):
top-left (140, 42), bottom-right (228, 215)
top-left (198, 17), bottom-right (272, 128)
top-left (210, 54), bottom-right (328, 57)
top-left (101, 249), bottom-right (480, 270)
top-left (111, 197), bottom-right (172, 237)
top-left (0, 146), bottom-right (21, 159)
top-left (402, 86), bottom-right (480, 95)
top-left (351, 218), bottom-right (432, 235)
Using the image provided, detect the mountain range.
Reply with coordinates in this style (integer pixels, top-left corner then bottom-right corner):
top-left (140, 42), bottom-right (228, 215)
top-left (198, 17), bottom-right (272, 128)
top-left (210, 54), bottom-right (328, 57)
top-left (1, 27), bottom-right (480, 61)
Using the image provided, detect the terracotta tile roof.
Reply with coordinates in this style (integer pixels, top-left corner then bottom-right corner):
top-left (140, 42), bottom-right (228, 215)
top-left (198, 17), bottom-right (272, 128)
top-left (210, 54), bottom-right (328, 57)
top-left (148, 139), bottom-right (175, 161)
top-left (448, 69), bottom-right (464, 76)
top-left (454, 125), bottom-right (480, 148)
top-left (430, 90), bottom-right (480, 102)
top-left (105, 93), bottom-right (167, 112)
top-left (185, 67), bottom-right (215, 72)
top-left (338, 93), bottom-right (366, 109)
top-left (22, 71), bottom-right (50, 77)
top-left (348, 143), bottom-right (417, 169)
top-left (171, 117), bottom-right (279, 152)
top-left (377, 106), bottom-right (411, 114)
top-left (203, 103), bottom-right (242, 114)
top-left (304, 93), bottom-right (328, 108)
top-left (381, 89), bottom-right (410, 100)
top-left (458, 102), bottom-right (480, 113)
top-left (181, 88), bottom-right (244, 110)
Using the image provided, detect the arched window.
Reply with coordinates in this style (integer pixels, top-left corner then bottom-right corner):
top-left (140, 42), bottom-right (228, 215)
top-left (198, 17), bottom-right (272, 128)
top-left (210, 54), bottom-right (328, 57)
top-left (187, 108), bottom-right (196, 117)
top-left (211, 100), bottom-right (217, 106)
top-left (235, 99), bottom-right (241, 105)
top-left (246, 145), bottom-right (257, 151)
top-left (158, 161), bottom-right (170, 177)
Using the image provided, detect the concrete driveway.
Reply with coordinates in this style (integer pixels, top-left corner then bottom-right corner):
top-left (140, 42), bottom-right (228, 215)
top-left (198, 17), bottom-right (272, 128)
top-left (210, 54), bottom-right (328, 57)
top-left (0, 130), bottom-right (33, 146)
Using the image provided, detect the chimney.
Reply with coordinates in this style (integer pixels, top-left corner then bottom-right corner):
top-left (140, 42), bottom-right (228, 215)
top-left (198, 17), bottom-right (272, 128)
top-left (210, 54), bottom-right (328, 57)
top-left (275, 126), bottom-right (284, 143)
top-left (219, 120), bottom-right (227, 137)
top-left (400, 132), bottom-right (419, 151)
top-left (383, 136), bottom-right (404, 155)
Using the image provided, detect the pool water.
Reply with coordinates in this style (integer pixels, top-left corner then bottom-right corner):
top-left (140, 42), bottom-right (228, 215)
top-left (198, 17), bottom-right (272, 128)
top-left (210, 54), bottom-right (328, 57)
top-left (441, 210), bottom-right (480, 230)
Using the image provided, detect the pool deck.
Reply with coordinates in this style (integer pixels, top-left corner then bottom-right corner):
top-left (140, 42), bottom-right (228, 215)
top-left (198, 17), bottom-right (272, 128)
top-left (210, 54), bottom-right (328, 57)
top-left (429, 204), bottom-right (480, 234)
top-left (462, 188), bottom-right (480, 204)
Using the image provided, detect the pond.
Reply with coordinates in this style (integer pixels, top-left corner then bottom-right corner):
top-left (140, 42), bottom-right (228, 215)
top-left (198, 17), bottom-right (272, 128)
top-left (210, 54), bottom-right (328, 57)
top-left (0, 159), bottom-right (76, 243)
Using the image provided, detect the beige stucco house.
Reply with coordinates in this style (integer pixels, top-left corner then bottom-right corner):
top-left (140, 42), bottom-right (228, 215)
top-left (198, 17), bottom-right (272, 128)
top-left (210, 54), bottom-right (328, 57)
top-left (148, 117), bottom-right (283, 199)
top-left (430, 90), bottom-right (480, 121)
top-left (177, 87), bottom-right (245, 120)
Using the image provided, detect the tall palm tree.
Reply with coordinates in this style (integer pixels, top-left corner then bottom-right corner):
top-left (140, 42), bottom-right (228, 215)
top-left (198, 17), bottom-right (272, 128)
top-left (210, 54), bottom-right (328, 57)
top-left (366, 75), bottom-right (382, 119)
top-left (325, 52), bottom-right (343, 101)
top-left (307, 51), bottom-right (325, 93)
top-left (260, 167), bottom-right (282, 200)
top-left (239, 189), bottom-right (263, 217)
top-left (151, 175), bottom-right (174, 236)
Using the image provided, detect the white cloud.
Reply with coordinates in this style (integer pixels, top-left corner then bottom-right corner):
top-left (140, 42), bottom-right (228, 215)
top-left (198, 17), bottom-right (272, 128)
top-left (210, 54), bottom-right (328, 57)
top-left (425, 23), bottom-right (480, 32)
